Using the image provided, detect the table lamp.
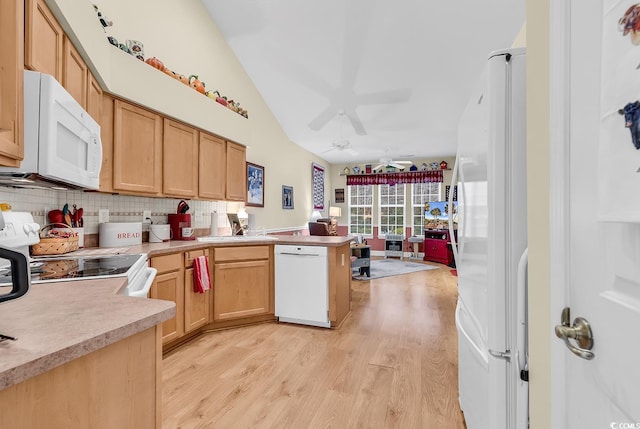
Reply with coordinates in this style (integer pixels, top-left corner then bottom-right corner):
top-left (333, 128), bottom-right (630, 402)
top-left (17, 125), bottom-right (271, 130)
top-left (329, 207), bottom-right (341, 235)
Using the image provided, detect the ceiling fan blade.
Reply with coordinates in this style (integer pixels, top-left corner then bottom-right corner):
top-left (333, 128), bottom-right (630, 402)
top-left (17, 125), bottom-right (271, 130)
top-left (321, 146), bottom-right (337, 154)
top-left (340, 0), bottom-right (377, 88)
top-left (355, 88), bottom-right (412, 105)
top-left (345, 111), bottom-right (367, 135)
top-left (309, 106), bottom-right (337, 131)
top-left (389, 162), bottom-right (406, 170)
top-left (396, 160), bottom-right (413, 164)
top-left (373, 163), bottom-right (385, 171)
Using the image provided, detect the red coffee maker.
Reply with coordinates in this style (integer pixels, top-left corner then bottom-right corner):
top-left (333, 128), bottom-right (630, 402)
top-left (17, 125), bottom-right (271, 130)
top-left (168, 213), bottom-right (195, 241)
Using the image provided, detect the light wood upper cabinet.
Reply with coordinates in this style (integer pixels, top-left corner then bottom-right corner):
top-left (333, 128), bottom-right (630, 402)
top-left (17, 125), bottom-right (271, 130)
top-left (163, 119), bottom-right (198, 198)
top-left (198, 132), bottom-right (226, 200)
top-left (226, 141), bottom-right (247, 202)
top-left (0, 0), bottom-right (24, 166)
top-left (86, 74), bottom-right (103, 125)
top-left (61, 36), bottom-right (88, 107)
top-left (99, 94), bottom-right (114, 193)
top-left (25, 0), bottom-right (63, 80)
top-left (113, 100), bottom-right (162, 195)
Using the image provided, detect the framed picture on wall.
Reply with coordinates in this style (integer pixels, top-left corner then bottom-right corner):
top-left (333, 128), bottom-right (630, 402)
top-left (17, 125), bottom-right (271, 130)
top-left (335, 188), bottom-right (345, 203)
top-left (312, 162), bottom-right (325, 210)
top-left (246, 162), bottom-right (264, 207)
top-left (282, 185), bottom-right (294, 209)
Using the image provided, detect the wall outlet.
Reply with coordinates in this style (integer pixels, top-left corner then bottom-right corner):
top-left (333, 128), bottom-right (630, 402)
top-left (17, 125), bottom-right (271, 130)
top-left (98, 208), bottom-right (109, 224)
top-left (142, 210), bottom-right (152, 223)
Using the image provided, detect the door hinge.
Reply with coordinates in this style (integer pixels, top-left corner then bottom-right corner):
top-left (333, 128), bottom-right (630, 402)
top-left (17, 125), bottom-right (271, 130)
top-left (489, 349), bottom-right (511, 361)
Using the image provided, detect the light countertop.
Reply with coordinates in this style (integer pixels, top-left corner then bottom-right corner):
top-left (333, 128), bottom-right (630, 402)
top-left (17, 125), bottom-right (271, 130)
top-left (0, 278), bottom-right (174, 391)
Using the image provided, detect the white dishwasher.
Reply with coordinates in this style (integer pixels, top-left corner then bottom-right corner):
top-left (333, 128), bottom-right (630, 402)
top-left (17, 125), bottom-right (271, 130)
top-left (275, 244), bottom-right (330, 328)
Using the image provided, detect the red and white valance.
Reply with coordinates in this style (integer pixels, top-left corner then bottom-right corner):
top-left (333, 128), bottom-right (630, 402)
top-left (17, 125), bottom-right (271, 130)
top-left (346, 170), bottom-right (443, 186)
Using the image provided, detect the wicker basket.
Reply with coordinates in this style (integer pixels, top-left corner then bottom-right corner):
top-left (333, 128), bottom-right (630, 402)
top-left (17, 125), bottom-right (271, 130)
top-left (31, 223), bottom-right (79, 256)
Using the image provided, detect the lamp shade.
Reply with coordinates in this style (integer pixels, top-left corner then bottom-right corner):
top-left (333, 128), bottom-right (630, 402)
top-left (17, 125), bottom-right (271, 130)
top-left (329, 207), bottom-right (341, 217)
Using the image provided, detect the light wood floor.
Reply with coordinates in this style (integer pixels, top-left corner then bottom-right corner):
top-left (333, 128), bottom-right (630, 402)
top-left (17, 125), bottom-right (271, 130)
top-left (162, 260), bottom-right (466, 429)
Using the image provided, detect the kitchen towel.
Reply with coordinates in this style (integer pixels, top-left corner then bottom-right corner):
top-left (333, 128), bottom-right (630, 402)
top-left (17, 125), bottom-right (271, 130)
top-left (193, 255), bottom-right (211, 293)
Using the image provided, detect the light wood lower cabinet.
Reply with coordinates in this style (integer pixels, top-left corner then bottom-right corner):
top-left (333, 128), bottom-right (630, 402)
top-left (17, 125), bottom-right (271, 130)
top-left (213, 246), bottom-right (272, 321)
top-left (151, 250), bottom-right (211, 345)
top-left (150, 253), bottom-right (184, 344)
top-left (184, 249), bottom-right (210, 333)
top-left (0, 326), bottom-right (162, 429)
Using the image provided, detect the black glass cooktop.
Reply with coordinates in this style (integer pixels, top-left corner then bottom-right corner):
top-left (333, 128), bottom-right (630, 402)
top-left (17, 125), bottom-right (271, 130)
top-left (0, 254), bottom-right (143, 285)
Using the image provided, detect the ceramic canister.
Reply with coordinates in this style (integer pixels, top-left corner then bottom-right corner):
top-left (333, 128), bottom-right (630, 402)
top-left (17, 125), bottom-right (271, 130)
top-left (149, 224), bottom-right (170, 243)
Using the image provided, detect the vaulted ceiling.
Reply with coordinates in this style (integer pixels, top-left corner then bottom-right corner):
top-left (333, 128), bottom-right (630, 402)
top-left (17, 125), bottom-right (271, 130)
top-left (202, 0), bottom-right (525, 165)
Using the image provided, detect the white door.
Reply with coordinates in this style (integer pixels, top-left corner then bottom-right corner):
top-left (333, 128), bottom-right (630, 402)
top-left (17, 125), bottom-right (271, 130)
top-left (550, 0), bottom-right (640, 427)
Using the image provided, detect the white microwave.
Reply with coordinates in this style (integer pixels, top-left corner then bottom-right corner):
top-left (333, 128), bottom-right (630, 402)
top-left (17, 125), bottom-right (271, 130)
top-left (0, 71), bottom-right (102, 190)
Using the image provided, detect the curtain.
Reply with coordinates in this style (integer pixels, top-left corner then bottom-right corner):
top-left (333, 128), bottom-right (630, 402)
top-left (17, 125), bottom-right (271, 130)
top-left (345, 170), bottom-right (443, 186)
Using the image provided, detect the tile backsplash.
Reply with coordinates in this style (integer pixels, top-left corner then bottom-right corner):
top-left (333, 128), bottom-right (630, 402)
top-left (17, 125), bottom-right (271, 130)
top-left (0, 188), bottom-right (244, 234)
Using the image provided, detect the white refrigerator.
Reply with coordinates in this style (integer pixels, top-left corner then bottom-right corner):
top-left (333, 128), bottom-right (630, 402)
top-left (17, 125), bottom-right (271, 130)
top-left (449, 48), bottom-right (528, 429)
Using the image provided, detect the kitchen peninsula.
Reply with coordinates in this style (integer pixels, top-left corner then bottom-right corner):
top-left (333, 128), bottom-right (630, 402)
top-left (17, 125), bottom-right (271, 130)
top-left (0, 278), bottom-right (174, 428)
top-left (135, 234), bottom-right (353, 350)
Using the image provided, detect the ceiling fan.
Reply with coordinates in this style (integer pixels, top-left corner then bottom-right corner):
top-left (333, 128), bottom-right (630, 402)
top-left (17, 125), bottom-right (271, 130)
top-left (322, 139), bottom-right (358, 156)
top-left (372, 157), bottom-right (412, 172)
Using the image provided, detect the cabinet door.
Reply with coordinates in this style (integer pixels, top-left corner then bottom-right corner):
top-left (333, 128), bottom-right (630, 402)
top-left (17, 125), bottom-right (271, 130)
top-left (113, 100), bottom-right (162, 194)
top-left (25, 0), bottom-right (63, 80)
top-left (62, 36), bottom-right (88, 107)
top-left (163, 119), bottom-right (198, 197)
top-left (0, 0), bottom-right (24, 165)
top-left (86, 73), bottom-right (103, 121)
top-left (424, 239), bottom-right (448, 263)
top-left (225, 141), bottom-right (246, 201)
top-left (214, 260), bottom-right (270, 320)
top-left (198, 132), bottom-right (226, 200)
top-left (150, 271), bottom-right (184, 344)
top-left (99, 94), bottom-right (114, 192)
top-left (184, 267), bottom-right (210, 333)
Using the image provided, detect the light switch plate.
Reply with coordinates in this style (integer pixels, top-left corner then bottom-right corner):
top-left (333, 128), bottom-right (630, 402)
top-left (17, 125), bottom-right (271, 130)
top-left (194, 210), bottom-right (203, 223)
top-left (143, 210), bottom-right (151, 223)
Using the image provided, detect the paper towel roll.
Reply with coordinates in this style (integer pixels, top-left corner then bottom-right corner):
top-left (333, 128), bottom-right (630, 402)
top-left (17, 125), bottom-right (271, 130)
top-left (209, 212), bottom-right (218, 236)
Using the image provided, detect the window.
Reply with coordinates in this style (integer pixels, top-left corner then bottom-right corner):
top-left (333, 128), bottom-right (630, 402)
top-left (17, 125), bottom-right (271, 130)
top-left (378, 184), bottom-right (405, 237)
top-left (411, 182), bottom-right (441, 235)
top-left (348, 185), bottom-right (373, 235)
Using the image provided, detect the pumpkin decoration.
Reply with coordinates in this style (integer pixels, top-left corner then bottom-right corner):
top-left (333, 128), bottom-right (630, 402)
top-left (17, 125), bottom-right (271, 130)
top-left (212, 90), bottom-right (228, 106)
top-left (189, 75), bottom-right (206, 94)
top-left (145, 57), bottom-right (165, 71)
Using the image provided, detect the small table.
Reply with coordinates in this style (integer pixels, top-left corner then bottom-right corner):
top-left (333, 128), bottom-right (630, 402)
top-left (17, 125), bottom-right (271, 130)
top-left (350, 244), bottom-right (371, 277)
top-left (408, 236), bottom-right (423, 259)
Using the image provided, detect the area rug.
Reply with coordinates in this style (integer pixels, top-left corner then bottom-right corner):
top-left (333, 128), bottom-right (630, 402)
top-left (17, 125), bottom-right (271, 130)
top-left (352, 258), bottom-right (439, 281)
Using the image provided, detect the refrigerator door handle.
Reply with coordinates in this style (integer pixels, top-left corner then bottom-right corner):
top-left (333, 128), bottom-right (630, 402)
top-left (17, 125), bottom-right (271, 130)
top-left (516, 248), bottom-right (528, 378)
top-left (448, 155), bottom-right (460, 265)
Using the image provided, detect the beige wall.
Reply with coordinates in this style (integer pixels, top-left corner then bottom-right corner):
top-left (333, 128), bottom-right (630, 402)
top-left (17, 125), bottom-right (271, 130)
top-left (50, 0), bottom-right (332, 230)
top-left (526, 1), bottom-right (551, 428)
